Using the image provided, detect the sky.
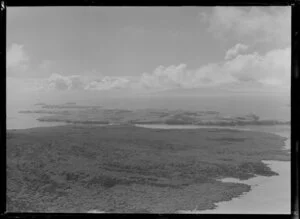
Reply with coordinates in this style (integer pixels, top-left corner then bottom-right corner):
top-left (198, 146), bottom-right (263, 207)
top-left (7, 6), bottom-right (291, 104)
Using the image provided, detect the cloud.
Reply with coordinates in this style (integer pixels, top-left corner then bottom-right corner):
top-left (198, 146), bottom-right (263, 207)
top-left (46, 73), bottom-right (94, 91)
top-left (85, 76), bottom-right (130, 90)
top-left (9, 44), bottom-right (290, 95)
top-left (8, 45), bottom-right (290, 94)
top-left (7, 43), bottom-right (58, 78)
top-left (137, 47), bottom-right (290, 90)
top-left (40, 74), bottom-right (132, 91)
top-left (140, 64), bottom-right (192, 90)
top-left (138, 63), bottom-right (234, 91)
top-left (224, 47), bottom-right (290, 85)
top-left (70, 75), bottom-right (86, 90)
top-left (43, 74), bottom-right (83, 90)
top-left (47, 73), bottom-right (73, 90)
top-left (7, 45), bottom-right (289, 94)
top-left (203, 7), bottom-right (291, 46)
top-left (225, 43), bottom-right (249, 60)
top-left (7, 44), bottom-right (29, 71)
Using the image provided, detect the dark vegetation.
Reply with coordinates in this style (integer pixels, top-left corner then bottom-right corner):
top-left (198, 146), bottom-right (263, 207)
top-left (7, 125), bottom-right (289, 213)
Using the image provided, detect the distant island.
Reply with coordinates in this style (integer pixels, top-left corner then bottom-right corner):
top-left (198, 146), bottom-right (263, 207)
top-left (20, 105), bottom-right (290, 127)
top-left (34, 102), bottom-right (46, 106)
top-left (19, 110), bottom-right (71, 115)
top-left (41, 104), bottom-right (102, 109)
top-left (64, 102), bottom-right (77, 105)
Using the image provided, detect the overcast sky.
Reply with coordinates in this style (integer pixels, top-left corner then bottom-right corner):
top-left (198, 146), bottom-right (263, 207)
top-left (7, 6), bottom-right (291, 103)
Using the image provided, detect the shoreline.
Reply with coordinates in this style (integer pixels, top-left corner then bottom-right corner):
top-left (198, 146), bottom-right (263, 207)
top-left (190, 160), bottom-right (290, 214)
top-left (179, 129), bottom-right (290, 214)
top-left (7, 121), bottom-right (290, 131)
top-left (86, 160), bottom-right (290, 214)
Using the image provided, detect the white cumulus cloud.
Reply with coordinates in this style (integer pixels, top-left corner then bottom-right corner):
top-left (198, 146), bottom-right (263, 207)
top-left (40, 74), bottom-right (132, 91)
top-left (137, 47), bottom-right (290, 91)
top-left (225, 43), bottom-right (249, 60)
top-left (85, 76), bottom-right (130, 90)
top-left (140, 64), bottom-right (192, 90)
top-left (47, 73), bottom-right (73, 90)
top-left (138, 63), bottom-right (234, 90)
top-left (224, 47), bottom-right (290, 86)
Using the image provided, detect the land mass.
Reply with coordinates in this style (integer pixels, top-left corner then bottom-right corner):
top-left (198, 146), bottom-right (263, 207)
top-left (19, 110), bottom-right (72, 115)
top-left (7, 125), bottom-right (289, 213)
top-left (30, 107), bottom-right (289, 126)
top-left (41, 104), bottom-right (102, 109)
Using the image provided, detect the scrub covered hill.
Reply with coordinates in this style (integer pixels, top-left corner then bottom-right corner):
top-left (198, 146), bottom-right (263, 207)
top-left (7, 125), bottom-right (289, 213)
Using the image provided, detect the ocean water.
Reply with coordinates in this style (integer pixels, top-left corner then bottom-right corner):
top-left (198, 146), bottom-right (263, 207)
top-left (82, 94), bottom-right (290, 120)
top-left (6, 102), bottom-right (67, 130)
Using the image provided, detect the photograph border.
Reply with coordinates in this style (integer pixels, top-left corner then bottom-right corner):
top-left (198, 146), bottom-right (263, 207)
top-left (1, 1), bottom-right (299, 218)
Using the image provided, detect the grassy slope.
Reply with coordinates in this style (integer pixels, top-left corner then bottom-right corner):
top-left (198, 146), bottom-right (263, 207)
top-left (7, 125), bottom-right (289, 213)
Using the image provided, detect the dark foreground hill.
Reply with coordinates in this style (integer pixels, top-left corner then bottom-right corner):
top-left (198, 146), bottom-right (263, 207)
top-left (7, 125), bottom-right (289, 213)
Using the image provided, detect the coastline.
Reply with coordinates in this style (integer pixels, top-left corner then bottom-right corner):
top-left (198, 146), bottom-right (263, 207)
top-left (85, 161), bottom-right (290, 214)
top-left (177, 160), bottom-right (290, 214)
top-left (178, 126), bottom-right (290, 214)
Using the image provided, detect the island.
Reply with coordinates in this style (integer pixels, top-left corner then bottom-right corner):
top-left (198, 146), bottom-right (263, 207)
top-left (7, 124), bottom-right (289, 213)
top-left (29, 107), bottom-right (289, 127)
